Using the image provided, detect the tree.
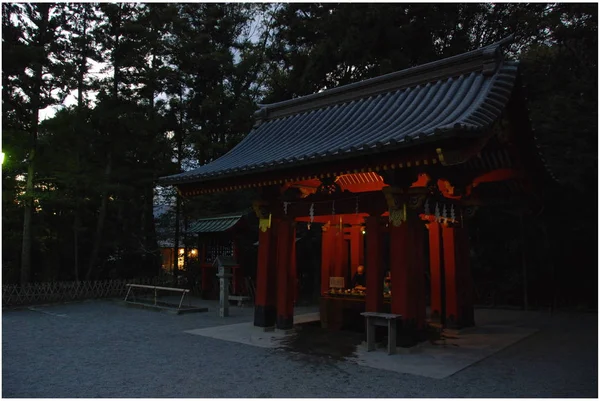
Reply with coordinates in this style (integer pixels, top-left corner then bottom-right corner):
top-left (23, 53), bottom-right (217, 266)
top-left (5, 4), bottom-right (71, 284)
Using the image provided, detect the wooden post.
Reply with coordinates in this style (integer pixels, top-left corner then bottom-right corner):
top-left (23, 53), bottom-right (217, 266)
top-left (390, 215), bottom-right (427, 329)
top-left (442, 225), bottom-right (474, 329)
top-left (254, 219), bottom-right (278, 328)
top-left (333, 224), bottom-right (346, 278)
top-left (350, 225), bottom-right (361, 276)
top-left (320, 226), bottom-right (334, 294)
top-left (428, 221), bottom-right (444, 324)
top-left (389, 221), bottom-right (412, 320)
top-left (276, 219), bottom-right (295, 330)
top-left (365, 216), bottom-right (383, 312)
top-left (291, 225), bottom-right (297, 305)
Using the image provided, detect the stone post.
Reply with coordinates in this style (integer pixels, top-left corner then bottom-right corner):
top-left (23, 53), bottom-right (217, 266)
top-left (216, 265), bottom-right (232, 317)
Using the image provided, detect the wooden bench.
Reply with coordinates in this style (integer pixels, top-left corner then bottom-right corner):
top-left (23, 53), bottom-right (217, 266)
top-left (360, 312), bottom-right (402, 355)
top-left (124, 284), bottom-right (190, 310)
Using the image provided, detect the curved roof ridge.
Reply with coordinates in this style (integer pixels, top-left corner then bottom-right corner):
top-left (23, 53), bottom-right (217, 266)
top-left (255, 35), bottom-right (514, 123)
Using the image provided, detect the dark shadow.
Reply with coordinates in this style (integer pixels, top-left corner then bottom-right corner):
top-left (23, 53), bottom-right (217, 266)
top-left (279, 320), bottom-right (363, 362)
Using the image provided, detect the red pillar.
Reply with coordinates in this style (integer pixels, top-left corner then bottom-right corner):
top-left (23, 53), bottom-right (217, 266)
top-left (254, 220), bottom-right (278, 328)
top-left (333, 225), bottom-right (346, 278)
top-left (291, 227), bottom-right (297, 305)
top-left (442, 225), bottom-right (474, 329)
top-left (365, 216), bottom-right (383, 312)
top-left (428, 222), bottom-right (444, 323)
top-left (389, 222), bottom-right (413, 321)
top-left (276, 219), bottom-right (295, 330)
top-left (390, 217), bottom-right (426, 329)
top-left (321, 227), bottom-right (334, 294)
top-left (413, 223), bottom-right (426, 328)
top-left (350, 226), bottom-right (361, 276)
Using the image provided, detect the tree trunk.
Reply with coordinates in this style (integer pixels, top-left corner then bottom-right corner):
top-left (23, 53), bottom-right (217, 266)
top-left (85, 153), bottom-right (112, 280)
top-left (172, 87), bottom-right (184, 286)
top-left (520, 214), bottom-right (529, 311)
top-left (145, 43), bottom-right (160, 276)
top-left (143, 184), bottom-right (160, 275)
top-left (73, 7), bottom-right (89, 283)
top-left (20, 158), bottom-right (35, 285)
top-left (173, 192), bottom-right (181, 285)
top-left (86, 6), bottom-right (120, 281)
top-left (73, 200), bottom-right (81, 282)
top-left (20, 5), bottom-right (50, 285)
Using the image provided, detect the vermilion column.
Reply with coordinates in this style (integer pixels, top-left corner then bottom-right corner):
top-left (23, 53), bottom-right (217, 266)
top-left (389, 221), bottom-right (413, 321)
top-left (276, 219), bottom-right (295, 330)
top-left (254, 220), bottom-right (278, 328)
top-left (428, 221), bottom-right (444, 323)
top-left (350, 226), bottom-right (362, 276)
top-left (442, 225), bottom-right (474, 328)
top-left (365, 216), bottom-right (383, 312)
top-left (321, 226), bottom-right (334, 294)
top-left (291, 227), bottom-right (297, 304)
top-left (390, 217), bottom-right (426, 329)
top-left (413, 223), bottom-right (426, 329)
top-left (333, 225), bottom-right (346, 278)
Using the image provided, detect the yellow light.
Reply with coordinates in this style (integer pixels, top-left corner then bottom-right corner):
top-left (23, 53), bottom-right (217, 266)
top-left (1, 152), bottom-right (4, 164)
top-left (179, 248), bottom-right (185, 255)
top-left (362, 230), bottom-right (366, 235)
top-left (191, 249), bottom-right (197, 255)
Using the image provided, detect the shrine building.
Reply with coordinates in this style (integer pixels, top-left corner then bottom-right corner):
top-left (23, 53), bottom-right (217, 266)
top-left (159, 36), bottom-right (552, 338)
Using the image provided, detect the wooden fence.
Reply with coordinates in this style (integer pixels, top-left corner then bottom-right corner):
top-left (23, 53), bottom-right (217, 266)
top-left (2, 278), bottom-right (170, 307)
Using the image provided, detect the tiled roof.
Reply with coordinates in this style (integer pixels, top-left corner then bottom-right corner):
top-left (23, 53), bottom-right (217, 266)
top-left (160, 37), bottom-right (517, 186)
top-left (186, 215), bottom-right (243, 234)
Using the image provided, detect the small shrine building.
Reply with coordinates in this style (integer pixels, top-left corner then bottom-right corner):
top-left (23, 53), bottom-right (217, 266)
top-left (159, 37), bottom-right (552, 335)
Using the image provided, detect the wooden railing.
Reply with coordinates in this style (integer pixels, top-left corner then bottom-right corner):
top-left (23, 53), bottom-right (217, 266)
top-left (2, 278), bottom-right (169, 307)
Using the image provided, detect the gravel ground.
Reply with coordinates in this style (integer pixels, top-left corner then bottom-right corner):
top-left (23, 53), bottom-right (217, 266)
top-left (2, 299), bottom-right (597, 398)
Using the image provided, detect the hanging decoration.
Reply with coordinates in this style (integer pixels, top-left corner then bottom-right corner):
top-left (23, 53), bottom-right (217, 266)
top-left (424, 199), bottom-right (430, 215)
top-left (450, 204), bottom-right (455, 221)
top-left (442, 204), bottom-right (448, 224)
top-left (283, 201), bottom-right (289, 215)
top-left (434, 202), bottom-right (441, 223)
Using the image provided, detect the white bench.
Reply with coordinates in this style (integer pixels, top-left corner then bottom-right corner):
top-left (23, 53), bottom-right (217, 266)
top-left (124, 284), bottom-right (190, 310)
top-left (361, 312), bottom-right (402, 355)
